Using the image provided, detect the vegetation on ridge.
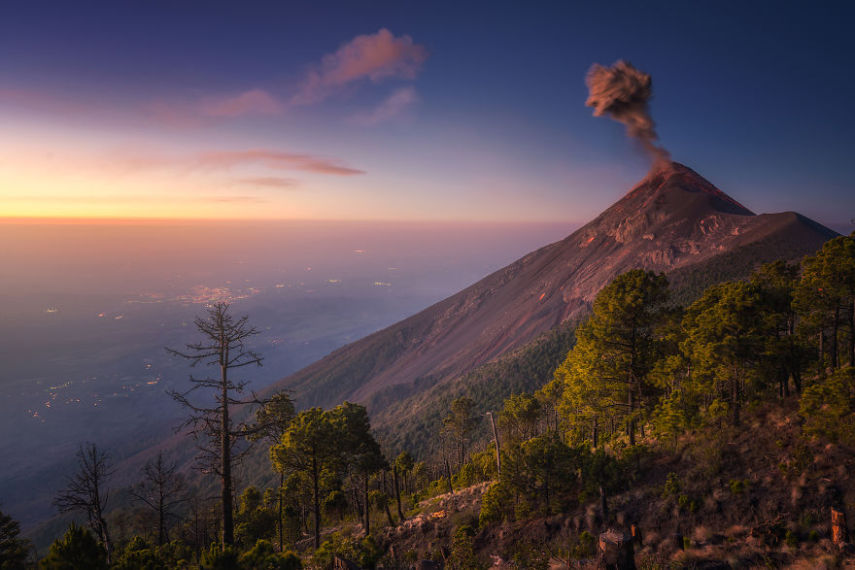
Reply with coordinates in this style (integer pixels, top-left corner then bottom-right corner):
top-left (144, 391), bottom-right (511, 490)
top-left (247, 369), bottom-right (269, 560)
top-left (5, 233), bottom-right (854, 568)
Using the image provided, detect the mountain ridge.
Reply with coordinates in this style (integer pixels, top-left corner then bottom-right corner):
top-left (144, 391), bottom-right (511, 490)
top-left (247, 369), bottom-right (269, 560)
top-left (269, 162), bottom-right (837, 414)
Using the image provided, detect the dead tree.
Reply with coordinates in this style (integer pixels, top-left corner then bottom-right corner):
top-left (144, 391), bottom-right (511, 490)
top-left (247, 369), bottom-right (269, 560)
top-left (167, 302), bottom-right (264, 549)
top-left (130, 452), bottom-right (189, 546)
top-left (53, 443), bottom-right (114, 563)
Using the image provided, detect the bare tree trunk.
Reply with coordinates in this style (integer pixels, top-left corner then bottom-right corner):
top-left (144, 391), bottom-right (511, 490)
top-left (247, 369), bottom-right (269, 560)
top-left (363, 475), bottom-right (370, 535)
top-left (849, 299), bottom-right (855, 367)
top-left (544, 471), bottom-right (551, 517)
top-left (600, 485), bottom-right (608, 523)
top-left (278, 472), bottom-right (284, 552)
top-left (487, 412), bottom-right (502, 476)
top-left (384, 499), bottom-right (395, 527)
top-left (393, 467), bottom-right (404, 521)
top-left (220, 362), bottom-right (234, 548)
top-left (158, 490), bottom-right (165, 546)
top-left (731, 375), bottom-right (741, 427)
top-left (312, 454), bottom-right (321, 549)
top-left (832, 306), bottom-right (840, 369)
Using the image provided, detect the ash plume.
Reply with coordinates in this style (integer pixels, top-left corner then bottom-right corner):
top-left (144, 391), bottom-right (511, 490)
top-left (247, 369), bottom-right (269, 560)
top-left (585, 60), bottom-right (670, 165)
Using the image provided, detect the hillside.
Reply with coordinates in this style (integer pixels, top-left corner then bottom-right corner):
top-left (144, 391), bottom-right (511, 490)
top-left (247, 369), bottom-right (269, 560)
top-left (379, 402), bottom-right (855, 569)
top-left (269, 162), bottom-right (836, 424)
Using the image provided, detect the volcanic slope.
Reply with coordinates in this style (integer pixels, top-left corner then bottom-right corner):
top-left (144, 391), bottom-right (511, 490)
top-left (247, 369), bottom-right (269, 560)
top-left (271, 162), bottom-right (836, 413)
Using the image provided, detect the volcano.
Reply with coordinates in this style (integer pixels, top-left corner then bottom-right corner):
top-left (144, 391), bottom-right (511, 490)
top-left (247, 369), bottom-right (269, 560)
top-left (270, 162), bottom-right (836, 420)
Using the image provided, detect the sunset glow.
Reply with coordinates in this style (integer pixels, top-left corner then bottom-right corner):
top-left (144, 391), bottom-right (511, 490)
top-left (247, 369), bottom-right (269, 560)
top-left (1, 2), bottom-right (853, 227)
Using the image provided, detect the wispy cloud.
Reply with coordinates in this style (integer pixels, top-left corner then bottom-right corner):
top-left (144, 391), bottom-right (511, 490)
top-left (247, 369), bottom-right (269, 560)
top-left (199, 89), bottom-right (284, 117)
top-left (195, 150), bottom-right (365, 176)
top-left (351, 87), bottom-right (419, 126)
top-left (239, 176), bottom-right (300, 188)
top-left (292, 28), bottom-right (428, 105)
top-left (209, 195), bottom-right (269, 203)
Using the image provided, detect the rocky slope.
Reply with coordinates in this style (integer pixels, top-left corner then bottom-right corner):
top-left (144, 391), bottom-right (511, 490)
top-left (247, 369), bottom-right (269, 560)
top-left (269, 162), bottom-right (836, 414)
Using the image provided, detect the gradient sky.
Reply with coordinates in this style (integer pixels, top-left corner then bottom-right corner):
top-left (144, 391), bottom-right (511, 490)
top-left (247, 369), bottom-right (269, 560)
top-left (2, 1), bottom-right (854, 226)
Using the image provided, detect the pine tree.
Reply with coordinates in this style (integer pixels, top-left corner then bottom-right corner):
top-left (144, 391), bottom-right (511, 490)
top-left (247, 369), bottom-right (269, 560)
top-left (557, 270), bottom-right (670, 445)
top-left (0, 509), bottom-right (31, 569)
top-left (248, 393), bottom-right (295, 551)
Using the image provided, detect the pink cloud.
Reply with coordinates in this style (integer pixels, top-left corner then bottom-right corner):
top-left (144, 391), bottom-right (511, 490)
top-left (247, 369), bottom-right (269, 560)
top-left (239, 176), bottom-right (300, 188)
top-left (209, 195), bottom-right (269, 203)
top-left (199, 89), bottom-right (283, 117)
top-left (98, 148), bottom-right (364, 177)
top-left (195, 149), bottom-right (365, 176)
top-left (351, 87), bottom-right (419, 126)
top-left (293, 28), bottom-right (428, 105)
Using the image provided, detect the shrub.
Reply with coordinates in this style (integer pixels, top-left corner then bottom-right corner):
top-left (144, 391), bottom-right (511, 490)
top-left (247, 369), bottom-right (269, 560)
top-left (799, 368), bottom-right (855, 445)
top-left (200, 543), bottom-right (239, 570)
top-left (728, 479), bottom-right (749, 495)
top-left (40, 523), bottom-right (107, 570)
top-left (312, 533), bottom-right (381, 570)
top-left (448, 525), bottom-right (484, 570)
top-left (571, 531), bottom-right (596, 558)
top-left (662, 472), bottom-right (681, 499)
top-left (239, 539), bottom-right (301, 570)
top-left (478, 482), bottom-right (512, 525)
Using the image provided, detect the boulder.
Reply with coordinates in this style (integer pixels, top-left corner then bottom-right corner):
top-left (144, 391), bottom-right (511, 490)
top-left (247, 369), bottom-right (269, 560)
top-left (597, 528), bottom-right (636, 570)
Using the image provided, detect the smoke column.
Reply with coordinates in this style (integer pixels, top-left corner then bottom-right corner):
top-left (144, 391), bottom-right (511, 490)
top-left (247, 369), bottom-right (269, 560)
top-left (585, 60), bottom-right (670, 165)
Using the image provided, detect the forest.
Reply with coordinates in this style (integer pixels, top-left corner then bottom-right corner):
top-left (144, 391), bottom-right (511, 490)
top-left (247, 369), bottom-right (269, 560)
top-left (2, 232), bottom-right (854, 569)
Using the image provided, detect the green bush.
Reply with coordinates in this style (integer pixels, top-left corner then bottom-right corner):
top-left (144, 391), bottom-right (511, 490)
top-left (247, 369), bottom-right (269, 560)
top-left (728, 479), bottom-right (749, 495)
top-left (313, 534), bottom-right (381, 570)
top-left (239, 540), bottom-right (301, 570)
top-left (0, 509), bottom-right (31, 570)
top-left (200, 543), bottom-right (239, 570)
top-left (448, 525), bottom-right (484, 570)
top-left (478, 482), bottom-right (512, 525)
top-left (571, 531), bottom-right (596, 558)
top-left (40, 523), bottom-right (107, 570)
top-left (662, 472), bottom-right (680, 499)
top-left (799, 368), bottom-right (855, 444)
top-left (112, 536), bottom-right (162, 570)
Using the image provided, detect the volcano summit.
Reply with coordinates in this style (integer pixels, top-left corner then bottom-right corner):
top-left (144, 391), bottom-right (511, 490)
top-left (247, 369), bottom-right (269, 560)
top-left (270, 162), bottom-right (835, 443)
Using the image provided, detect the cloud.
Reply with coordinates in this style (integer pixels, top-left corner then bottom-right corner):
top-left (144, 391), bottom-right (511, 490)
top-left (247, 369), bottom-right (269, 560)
top-left (94, 148), bottom-right (364, 177)
top-left (351, 87), bottom-right (419, 126)
top-left (239, 176), bottom-right (300, 188)
top-left (196, 150), bottom-right (365, 176)
top-left (208, 195), bottom-right (269, 203)
top-left (199, 89), bottom-right (283, 117)
top-left (293, 28), bottom-right (428, 105)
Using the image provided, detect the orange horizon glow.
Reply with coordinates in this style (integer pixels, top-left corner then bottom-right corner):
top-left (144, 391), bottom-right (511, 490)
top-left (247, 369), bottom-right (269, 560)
top-left (0, 215), bottom-right (578, 226)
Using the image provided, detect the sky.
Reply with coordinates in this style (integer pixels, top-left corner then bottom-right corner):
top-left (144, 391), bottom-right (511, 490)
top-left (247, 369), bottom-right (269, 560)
top-left (1, 0), bottom-right (854, 226)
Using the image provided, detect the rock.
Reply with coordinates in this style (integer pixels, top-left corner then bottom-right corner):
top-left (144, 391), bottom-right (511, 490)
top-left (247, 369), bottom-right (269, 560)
top-left (597, 528), bottom-right (636, 569)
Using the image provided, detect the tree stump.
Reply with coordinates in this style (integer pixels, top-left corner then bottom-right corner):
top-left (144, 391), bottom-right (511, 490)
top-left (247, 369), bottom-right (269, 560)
top-left (831, 507), bottom-right (848, 546)
top-left (597, 528), bottom-right (636, 570)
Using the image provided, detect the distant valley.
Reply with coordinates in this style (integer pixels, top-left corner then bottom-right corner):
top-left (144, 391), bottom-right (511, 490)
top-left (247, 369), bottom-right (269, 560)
top-left (0, 219), bottom-right (570, 529)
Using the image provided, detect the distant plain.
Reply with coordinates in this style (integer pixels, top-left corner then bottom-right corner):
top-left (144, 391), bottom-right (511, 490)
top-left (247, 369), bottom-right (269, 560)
top-left (0, 218), bottom-right (572, 527)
